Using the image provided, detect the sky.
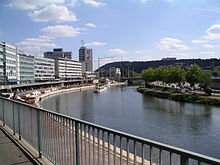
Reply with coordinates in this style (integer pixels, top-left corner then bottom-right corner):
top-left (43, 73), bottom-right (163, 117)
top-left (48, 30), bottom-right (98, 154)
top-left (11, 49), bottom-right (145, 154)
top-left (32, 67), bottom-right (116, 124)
top-left (0, 0), bottom-right (220, 69)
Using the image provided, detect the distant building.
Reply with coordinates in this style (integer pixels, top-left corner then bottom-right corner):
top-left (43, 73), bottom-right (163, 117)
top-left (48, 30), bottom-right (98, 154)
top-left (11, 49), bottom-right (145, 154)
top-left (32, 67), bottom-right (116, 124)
top-left (0, 42), bottom-right (19, 84)
top-left (44, 48), bottom-right (72, 60)
top-left (34, 57), bottom-right (55, 82)
top-left (161, 57), bottom-right (177, 61)
top-left (18, 54), bottom-right (34, 84)
top-left (110, 67), bottom-right (121, 78)
top-left (55, 58), bottom-right (82, 80)
top-left (79, 46), bottom-right (93, 74)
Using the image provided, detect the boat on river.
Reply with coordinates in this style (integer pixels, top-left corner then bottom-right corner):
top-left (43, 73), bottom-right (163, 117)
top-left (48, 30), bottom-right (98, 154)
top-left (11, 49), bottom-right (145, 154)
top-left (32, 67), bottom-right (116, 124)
top-left (0, 92), bottom-right (14, 99)
top-left (94, 85), bottom-right (107, 93)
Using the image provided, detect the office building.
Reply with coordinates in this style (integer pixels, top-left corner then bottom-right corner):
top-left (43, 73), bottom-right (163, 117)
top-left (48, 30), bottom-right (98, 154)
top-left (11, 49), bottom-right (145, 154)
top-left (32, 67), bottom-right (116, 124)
top-left (162, 57), bottom-right (177, 61)
top-left (1, 42), bottom-right (18, 83)
top-left (110, 67), bottom-right (121, 78)
top-left (34, 57), bottom-right (55, 82)
top-left (79, 46), bottom-right (93, 74)
top-left (44, 48), bottom-right (72, 60)
top-left (19, 54), bottom-right (34, 84)
top-left (0, 43), bottom-right (4, 83)
top-left (55, 58), bottom-right (82, 79)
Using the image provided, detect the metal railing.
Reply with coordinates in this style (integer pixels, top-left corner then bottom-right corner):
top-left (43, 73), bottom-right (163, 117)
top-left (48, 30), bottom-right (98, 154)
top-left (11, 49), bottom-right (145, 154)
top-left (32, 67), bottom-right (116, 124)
top-left (0, 96), bottom-right (220, 165)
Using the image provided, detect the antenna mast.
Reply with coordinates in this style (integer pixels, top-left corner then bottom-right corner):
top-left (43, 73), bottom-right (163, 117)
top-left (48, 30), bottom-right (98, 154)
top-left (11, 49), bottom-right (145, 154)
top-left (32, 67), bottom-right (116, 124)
top-left (81, 40), bottom-right (85, 47)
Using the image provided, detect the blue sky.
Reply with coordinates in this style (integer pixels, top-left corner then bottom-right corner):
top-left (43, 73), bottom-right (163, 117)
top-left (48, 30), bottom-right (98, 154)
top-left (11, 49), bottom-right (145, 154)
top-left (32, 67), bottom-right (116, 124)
top-left (1, 0), bottom-right (220, 69)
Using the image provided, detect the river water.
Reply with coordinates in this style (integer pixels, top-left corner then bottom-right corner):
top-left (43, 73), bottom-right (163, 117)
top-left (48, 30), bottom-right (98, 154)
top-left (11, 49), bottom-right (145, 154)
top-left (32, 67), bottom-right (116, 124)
top-left (40, 86), bottom-right (220, 159)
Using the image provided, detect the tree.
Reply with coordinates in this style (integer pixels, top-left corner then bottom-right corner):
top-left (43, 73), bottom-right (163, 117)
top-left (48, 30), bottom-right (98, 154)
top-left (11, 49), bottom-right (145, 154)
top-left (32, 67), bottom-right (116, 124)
top-left (154, 67), bottom-right (168, 83)
top-left (141, 67), bottom-right (155, 87)
top-left (185, 64), bottom-right (202, 87)
top-left (199, 71), bottom-right (212, 87)
top-left (166, 66), bottom-right (185, 86)
top-left (199, 71), bottom-right (212, 95)
top-left (212, 70), bottom-right (219, 77)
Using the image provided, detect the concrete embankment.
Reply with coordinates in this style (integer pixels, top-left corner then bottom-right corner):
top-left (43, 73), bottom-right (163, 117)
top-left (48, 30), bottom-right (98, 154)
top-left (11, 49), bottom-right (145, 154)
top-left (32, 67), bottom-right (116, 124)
top-left (137, 87), bottom-right (220, 106)
top-left (35, 85), bottom-right (95, 108)
top-left (35, 82), bottom-right (127, 108)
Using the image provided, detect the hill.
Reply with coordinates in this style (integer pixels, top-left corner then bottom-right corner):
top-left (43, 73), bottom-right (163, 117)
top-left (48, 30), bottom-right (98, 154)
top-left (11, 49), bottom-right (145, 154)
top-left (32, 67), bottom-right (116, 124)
top-left (98, 58), bottom-right (220, 73)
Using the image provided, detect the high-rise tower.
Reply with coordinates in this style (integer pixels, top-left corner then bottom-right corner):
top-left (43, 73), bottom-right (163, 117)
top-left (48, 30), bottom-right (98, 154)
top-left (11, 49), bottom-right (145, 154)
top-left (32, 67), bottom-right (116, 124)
top-left (79, 41), bottom-right (93, 74)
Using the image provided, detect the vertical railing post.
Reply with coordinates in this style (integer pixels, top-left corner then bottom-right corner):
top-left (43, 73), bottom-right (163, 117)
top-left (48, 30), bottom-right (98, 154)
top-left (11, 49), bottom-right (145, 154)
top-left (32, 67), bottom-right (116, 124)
top-left (180, 155), bottom-right (189, 165)
top-left (37, 109), bottom-right (42, 158)
top-left (159, 149), bottom-right (162, 165)
top-left (12, 102), bottom-right (15, 135)
top-left (18, 104), bottom-right (21, 140)
top-left (75, 122), bottom-right (80, 165)
top-left (134, 140), bottom-right (136, 165)
top-left (2, 99), bottom-right (5, 126)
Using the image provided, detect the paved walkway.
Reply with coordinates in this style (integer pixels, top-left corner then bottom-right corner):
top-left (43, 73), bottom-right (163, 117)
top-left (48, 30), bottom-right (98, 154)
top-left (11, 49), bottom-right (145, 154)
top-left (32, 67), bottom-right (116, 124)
top-left (0, 129), bottom-right (34, 165)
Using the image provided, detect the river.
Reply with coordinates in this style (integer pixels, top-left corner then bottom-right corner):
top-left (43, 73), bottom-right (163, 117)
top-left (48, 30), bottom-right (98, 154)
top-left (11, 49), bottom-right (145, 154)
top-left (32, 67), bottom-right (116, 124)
top-left (40, 85), bottom-right (220, 159)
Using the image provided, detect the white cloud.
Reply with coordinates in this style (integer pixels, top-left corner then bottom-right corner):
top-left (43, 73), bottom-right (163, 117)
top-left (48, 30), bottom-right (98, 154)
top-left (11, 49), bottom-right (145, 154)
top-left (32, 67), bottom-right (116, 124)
top-left (205, 24), bottom-right (220, 40)
top-left (85, 23), bottom-right (96, 28)
top-left (200, 51), bottom-right (216, 57)
top-left (16, 24), bottom-right (84, 55)
top-left (138, 0), bottom-right (173, 3)
top-left (28, 4), bottom-right (77, 22)
top-left (41, 25), bottom-right (84, 37)
top-left (109, 48), bottom-right (128, 55)
top-left (83, 0), bottom-right (106, 7)
top-left (66, 0), bottom-right (78, 7)
top-left (191, 40), bottom-right (206, 44)
top-left (38, 35), bottom-right (55, 40)
top-left (159, 37), bottom-right (191, 50)
top-left (17, 36), bottom-right (57, 47)
top-left (202, 44), bottom-right (217, 49)
top-left (134, 50), bottom-right (143, 54)
top-left (16, 36), bottom-right (58, 56)
top-left (7, 0), bottom-right (65, 10)
top-left (20, 37), bottom-right (52, 43)
top-left (85, 42), bottom-right (106, 46)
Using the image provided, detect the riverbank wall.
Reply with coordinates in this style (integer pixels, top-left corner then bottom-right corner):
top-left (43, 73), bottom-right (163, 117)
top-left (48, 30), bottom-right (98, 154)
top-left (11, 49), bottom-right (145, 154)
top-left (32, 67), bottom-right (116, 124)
top-left (137, 87), bottom-right (220, 106)
top-left (35, 82), bottom-right (127, 108)
top-left (35, 85), bottom-right (95, 108)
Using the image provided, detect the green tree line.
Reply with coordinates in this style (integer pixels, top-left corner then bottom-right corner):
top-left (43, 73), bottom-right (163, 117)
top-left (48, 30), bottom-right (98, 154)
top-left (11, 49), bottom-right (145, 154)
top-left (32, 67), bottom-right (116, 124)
top-left (141, 64), bottom-right (212, 94)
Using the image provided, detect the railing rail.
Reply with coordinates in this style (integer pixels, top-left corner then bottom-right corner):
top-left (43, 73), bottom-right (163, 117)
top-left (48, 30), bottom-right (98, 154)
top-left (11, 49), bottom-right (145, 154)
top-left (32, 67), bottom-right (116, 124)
top-left (0, 96), bottom-right (220, 165)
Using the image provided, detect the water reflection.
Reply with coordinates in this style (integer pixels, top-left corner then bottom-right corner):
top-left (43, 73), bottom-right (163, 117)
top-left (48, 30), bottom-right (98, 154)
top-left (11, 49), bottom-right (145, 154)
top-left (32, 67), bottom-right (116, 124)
top-left (40, 86), bottom-right (220, 158)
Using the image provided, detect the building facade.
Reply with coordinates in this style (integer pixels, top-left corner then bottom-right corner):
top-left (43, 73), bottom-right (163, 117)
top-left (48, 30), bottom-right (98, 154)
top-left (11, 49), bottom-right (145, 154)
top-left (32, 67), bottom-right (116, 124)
top-left (19, 54), bottom-right (34, 84)
top-left (0, 43), bottom-right (4, 83)
top-left (1, 42), bottom-right (18, 84)
top-left (34, 57), bottom-right (55, 82)
top-left (110, 67), bottom-right (121, 78)
top-left (44, 48), bottom-right (72, 60)
top-left (162, 57), bottom-right (177, 61)
top-left (79, 47), bottom-right (93, 74)
top-left (55, 58), bottom-right (82, 80)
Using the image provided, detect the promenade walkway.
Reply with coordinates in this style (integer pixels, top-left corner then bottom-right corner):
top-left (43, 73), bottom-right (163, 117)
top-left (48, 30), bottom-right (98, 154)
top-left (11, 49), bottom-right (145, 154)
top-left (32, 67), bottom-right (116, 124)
top-left (0, 128), bottom-right (34, 165)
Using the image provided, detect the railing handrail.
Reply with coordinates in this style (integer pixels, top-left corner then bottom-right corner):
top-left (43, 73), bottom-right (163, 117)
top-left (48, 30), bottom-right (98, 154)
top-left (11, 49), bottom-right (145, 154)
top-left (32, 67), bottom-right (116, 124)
top-left (1, 96), bottom-right (220, 164)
